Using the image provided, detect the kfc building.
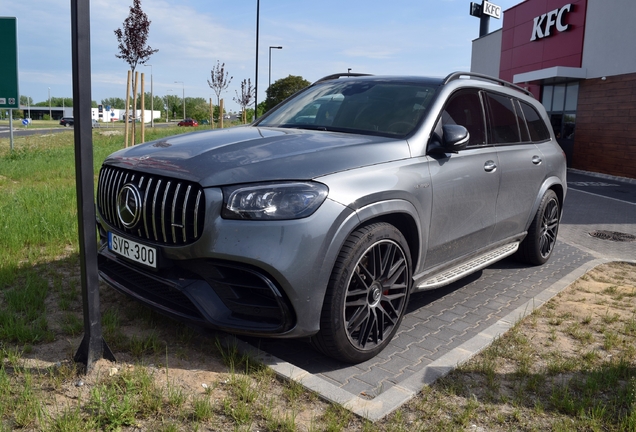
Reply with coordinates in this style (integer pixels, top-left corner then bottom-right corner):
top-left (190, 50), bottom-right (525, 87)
top-left (471, 0), bottom-right (636, 179)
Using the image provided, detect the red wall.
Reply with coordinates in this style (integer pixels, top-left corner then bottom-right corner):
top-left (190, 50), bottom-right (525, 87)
top-left (499, 0), bottom-right (587, 84)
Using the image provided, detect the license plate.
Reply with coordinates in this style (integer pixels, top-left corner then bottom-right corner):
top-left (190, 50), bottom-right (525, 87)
top-left (108, 232), bottom-right (157, 268)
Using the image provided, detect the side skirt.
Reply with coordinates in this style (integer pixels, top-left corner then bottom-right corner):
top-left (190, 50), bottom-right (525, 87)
top-left (414, 241), bottom-right (520, 291)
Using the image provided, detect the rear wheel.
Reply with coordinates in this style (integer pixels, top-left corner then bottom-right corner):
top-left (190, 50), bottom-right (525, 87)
top-left (312, 223), bottom-right (412, 363)
top-left (517, 190), bottom-right (560, 265)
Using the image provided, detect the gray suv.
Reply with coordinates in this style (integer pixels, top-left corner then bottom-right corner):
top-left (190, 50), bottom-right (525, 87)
top-left (96, 72), bottom-right (566, 363)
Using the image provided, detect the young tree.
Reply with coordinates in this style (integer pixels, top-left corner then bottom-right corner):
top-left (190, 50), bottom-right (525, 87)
top-left (233, 79), bottom-right (255, 123)
top-left (114, 0), bottom-right (158, 74)
top-left (114, 0), bottom-right (158, 122)
top-left (207, 61), bottom-right (233, 106)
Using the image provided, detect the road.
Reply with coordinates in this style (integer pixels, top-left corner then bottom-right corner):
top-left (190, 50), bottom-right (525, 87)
top-left (0, 122), bottom-right (174, 139)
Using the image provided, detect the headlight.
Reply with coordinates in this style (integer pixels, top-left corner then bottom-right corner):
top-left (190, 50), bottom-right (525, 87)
top-left (221, 182), bottom-right (329, 220)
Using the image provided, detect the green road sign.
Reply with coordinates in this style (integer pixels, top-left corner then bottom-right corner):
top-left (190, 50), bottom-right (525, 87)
top-left (0, 17), bottom-right (19, 110)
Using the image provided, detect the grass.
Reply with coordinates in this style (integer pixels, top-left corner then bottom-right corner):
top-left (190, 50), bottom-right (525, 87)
top-left (2, 130), bottom-right (636, 430)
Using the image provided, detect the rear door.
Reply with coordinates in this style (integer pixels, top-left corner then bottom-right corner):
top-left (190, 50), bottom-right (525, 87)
top-left (486, 93), bottom-right (547, 243)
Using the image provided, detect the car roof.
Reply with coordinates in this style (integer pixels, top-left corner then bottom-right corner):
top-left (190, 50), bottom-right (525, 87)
top-left (313, 72), bottom-right (532, 97)
top-left (315, 74), bottom-right (444, 87)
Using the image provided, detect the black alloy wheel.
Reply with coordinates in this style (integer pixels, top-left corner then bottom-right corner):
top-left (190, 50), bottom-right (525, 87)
top-left (517, 189), bottom-right (560, 265)
top-left (313, 223), bottom-right (412, 363)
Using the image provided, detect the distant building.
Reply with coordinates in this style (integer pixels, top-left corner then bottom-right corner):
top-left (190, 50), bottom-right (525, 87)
top-left (20, 106), bottom-right (160, 123)
top-left (471, 0), bottom-right (636, 180)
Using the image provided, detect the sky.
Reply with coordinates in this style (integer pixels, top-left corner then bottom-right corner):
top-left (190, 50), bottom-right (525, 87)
top-left (8, 0), bottom-right (521, 112)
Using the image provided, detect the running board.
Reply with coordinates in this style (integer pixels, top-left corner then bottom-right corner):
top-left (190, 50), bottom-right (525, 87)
top-left (416, 242), bottom-right (520, 291)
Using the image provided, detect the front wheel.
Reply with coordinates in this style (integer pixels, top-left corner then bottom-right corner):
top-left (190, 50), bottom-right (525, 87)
top-left (312, 223), bottom-right (412, 363)
top-left (517, 190), bottom-right (560, 265)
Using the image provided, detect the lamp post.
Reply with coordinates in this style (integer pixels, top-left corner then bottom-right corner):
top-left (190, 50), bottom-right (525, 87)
top-left (269, 46), bottom-right (282, 89)
top-left (144, 64), bottom-right (154, 127)
top-left (48, 87), bottom-right (51, 120)
top-left (255, 0), bottom-right (260, 120)
top-left (174, 81), bottom-right (185, 120)
top-left (166, 89), bottom-right (173, 122)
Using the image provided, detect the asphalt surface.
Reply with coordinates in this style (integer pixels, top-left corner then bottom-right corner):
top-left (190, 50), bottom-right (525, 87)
top-left (233, 168), bottom-right (636, 421)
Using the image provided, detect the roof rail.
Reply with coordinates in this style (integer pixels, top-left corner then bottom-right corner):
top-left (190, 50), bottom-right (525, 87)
top-left (443, 72), bottom-right (532, 96)
top-left (314, 73), bottom-right (373, 84)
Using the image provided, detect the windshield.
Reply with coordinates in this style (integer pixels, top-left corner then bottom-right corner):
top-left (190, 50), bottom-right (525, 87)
top-left (256, 80), bottom-right (437, 137)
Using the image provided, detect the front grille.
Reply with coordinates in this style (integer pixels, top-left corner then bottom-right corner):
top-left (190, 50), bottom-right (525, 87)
top-left (97, 166), bottom-right (205, 246)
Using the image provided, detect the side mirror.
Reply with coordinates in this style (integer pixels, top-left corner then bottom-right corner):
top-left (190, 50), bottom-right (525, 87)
top-left (442, 125), bottom-right (469, 153)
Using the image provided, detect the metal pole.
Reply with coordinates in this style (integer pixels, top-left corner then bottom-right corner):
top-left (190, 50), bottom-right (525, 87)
top-left (145, 64), bottom-right (153, 127)
top-left (479, 0), bottom-right (490, 37)
top-left (255, 0), bottom-right (259, 119)
top-left (9, 110), bottom-right (13, 151)
top-left (70, 0), bottom-right (115, 371)
top-left (48, 87), bottom-right (51, 120)
top-left (269, 46), bottom-right (282, 89)
top-left (174, 81), bottom-right (184, 120)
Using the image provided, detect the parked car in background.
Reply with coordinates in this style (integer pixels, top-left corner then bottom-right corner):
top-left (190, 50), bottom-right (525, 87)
top-left (95, 72), bottom-right (566, 363)
top-left (92, 119), bottom-right (100, 128)
top-left (59, 117), bottom-right (74, 127)
top-left (178, 118), bottom-right (198, 127)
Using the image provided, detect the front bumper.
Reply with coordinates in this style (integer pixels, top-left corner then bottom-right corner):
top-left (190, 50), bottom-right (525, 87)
top-left (98, 245), bottom-right (296, 335)
top-left (96, 189), bottom-right (355, 338)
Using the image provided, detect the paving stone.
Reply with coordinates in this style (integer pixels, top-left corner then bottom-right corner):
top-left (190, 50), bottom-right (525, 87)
top-left (356, 366), bottom-right (398, 387)
top-left (342, 377), bottom-right (379, 397)
top-left (447, 318), bottom-right (475, 333)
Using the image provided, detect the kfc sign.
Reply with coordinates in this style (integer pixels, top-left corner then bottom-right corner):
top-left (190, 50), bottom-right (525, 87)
top-left (530, 3), bottom-right (572, 41)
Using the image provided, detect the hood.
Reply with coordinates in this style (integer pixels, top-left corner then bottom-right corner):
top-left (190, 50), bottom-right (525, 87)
top-left (103, 126), bottom-right (410, 187)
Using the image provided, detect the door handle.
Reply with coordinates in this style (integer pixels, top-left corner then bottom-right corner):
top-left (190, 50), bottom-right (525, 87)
top-left (532, 155), bottom-right (542, 165)
top-left (484, 160), bottom-right (497, 172)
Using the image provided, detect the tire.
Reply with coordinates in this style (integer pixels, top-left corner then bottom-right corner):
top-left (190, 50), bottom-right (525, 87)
top-left (517, 190), bottom-right (560, 265)
top-left (312, 222), bottom-right (412, 363)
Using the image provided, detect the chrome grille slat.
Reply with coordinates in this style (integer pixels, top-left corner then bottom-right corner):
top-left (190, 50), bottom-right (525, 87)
top-left (182, 185), bottom-right (192, 243)
top-left (171, 183), bottom-right (182, 244)
top-left (152, 179), bottom-right (162, 241)
top-left (161, 181), bottom-right (172, 243)
top-left (194, 190), bottom-right (202, 238)
top-left (113, 170), bottom-right (125, 228)
top-left (105, 168), bottom-right (117, 224)
top-left (96, 166), bottom-right (204, 247)
top-left (143, 178), bottom-right (152, 239)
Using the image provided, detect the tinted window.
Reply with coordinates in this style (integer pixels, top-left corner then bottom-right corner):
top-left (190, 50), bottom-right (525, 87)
top-left (256, 80), bottom-right (436, 138)
top-left (520, 101), bottom-right (550, 142)
top-left (486, 93), bottom-right (520, 144)
top-left (514, 100), bottom-right (531, 142)
top-left (440, 89), bottom-right (486, 146)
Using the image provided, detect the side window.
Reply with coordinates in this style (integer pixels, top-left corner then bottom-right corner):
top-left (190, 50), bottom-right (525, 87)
top-left (486, 93), bottom-right (521, 144)
top-left (519, 101), bottom-right (551, 142)
top-left (440, 89), bottom-right (486, 147)
top-left (514, 100), bottom-right (531, 142)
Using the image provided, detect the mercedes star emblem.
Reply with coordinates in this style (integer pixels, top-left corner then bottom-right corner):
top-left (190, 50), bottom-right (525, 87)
top-left (116, 183), bottom-right (142, 228)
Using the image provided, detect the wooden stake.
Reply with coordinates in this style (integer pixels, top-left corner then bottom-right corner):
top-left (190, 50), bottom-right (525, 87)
top-left (124, 70), bottom-right (131, 147)
top-left (210, 98), bottom-right (214, 129)
top-left (132, 71), bottom-right (139, 146)
top-left (220, 99), bottom-right (224, 129)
